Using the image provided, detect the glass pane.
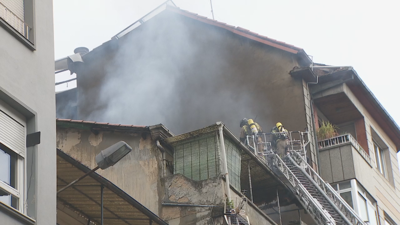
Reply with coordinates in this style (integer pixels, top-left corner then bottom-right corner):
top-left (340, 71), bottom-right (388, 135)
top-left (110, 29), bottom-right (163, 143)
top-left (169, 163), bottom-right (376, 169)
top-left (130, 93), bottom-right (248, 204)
top-left (0, 190), bottom-right (18, 210)
top-left (358, 194), bottom-right (368, 221)
top-left (0, 147), bottom-right (17, 188)
top-left (340, 192), bottom-right (353, 208)
top-left (367, 201), bottom-right (378, 225)
top-left (339, 181), bottom-right (351, 190)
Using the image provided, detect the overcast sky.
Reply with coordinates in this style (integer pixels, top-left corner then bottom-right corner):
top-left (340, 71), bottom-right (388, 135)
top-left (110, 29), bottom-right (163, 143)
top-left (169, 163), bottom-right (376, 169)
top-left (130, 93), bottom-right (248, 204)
top-left (53, 0), bottom-right (400, 130)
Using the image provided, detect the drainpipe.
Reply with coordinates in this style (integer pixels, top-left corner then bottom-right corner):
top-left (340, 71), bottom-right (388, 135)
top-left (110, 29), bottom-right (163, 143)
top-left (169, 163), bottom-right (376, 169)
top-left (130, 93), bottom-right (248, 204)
top-left (156, 140), bottom-right (166, 178)
top-left (310, 98), bottom-right (321, 173)
top-left (218, 123), bottom-right (231, 201)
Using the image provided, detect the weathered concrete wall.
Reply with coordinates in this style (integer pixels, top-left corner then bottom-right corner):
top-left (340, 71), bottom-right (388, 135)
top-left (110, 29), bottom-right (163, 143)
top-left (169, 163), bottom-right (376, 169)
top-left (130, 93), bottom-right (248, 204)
top-left (65, 10), bottom-right (307, 138)
top-left (319, 144), bottom-right (356, 183)
top-left (56, 127), bottom-right (164, 215)
top-left (162, 174), bottom-right (225, 225)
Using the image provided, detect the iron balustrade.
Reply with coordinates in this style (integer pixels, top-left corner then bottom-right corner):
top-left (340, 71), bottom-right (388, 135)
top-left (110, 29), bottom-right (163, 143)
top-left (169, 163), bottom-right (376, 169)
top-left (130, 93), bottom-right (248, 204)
top-left (289, 151), bottom-right (367, 225)
top-left (318, 134), bottom-right (372, 166)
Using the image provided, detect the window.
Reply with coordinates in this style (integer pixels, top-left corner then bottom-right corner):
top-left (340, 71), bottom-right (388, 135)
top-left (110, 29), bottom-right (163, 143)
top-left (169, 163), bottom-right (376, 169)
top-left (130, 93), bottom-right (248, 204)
top-left (0, 0), bottom-right (34, 47)
top-left (371, 127), bottom-right (394, 186)
top-left (0, 144), bottom-right (19, 209)
top-left (375, 143), bottom-right (387, 177)
top-left (332, 181), bottom-right (353, 207)
top-left (0, 105), bottom-right (26, 213)
top-left (384, 212), bottom-right (397, 225)
top-left (357, 185), bottom-right (378, 225)
top-left (332, 180), bottom-right (378, 225)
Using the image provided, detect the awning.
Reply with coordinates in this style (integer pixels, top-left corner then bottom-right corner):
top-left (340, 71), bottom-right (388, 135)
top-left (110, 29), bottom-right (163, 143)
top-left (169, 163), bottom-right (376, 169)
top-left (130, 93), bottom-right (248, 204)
top-left (57, 149), bottom-right (168, 225)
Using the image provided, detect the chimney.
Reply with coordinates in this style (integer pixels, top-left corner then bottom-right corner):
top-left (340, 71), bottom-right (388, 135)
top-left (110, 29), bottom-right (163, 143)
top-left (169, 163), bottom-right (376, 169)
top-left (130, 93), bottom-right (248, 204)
top-left (74, 47), bottom-right (89, 56)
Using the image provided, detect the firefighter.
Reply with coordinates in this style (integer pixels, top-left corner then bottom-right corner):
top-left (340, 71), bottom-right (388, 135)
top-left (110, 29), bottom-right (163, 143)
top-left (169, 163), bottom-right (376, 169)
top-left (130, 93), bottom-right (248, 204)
top-left (271, 122), bottom-right (289, 157)
top-left (239, 118), bottom-right (263, 152)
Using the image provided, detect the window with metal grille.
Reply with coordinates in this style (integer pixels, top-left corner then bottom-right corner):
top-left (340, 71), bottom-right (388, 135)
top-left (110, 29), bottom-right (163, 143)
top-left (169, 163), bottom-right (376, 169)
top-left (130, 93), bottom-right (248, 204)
top-left (174, 133), bottom-right (220, 181)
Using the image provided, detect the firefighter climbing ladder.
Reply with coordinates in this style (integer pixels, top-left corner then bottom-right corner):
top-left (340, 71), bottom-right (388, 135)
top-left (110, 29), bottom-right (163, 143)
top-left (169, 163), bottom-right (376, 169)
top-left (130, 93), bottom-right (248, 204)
top-left (245, 132), bottom-right (366, 225)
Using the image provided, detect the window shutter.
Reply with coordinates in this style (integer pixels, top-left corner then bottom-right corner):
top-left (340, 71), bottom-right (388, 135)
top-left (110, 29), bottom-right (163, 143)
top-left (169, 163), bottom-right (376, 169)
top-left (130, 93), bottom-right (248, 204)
top-left (0, 0), bottom-right (24, 20)
top-left (0, 109), bottom-right (26, 157)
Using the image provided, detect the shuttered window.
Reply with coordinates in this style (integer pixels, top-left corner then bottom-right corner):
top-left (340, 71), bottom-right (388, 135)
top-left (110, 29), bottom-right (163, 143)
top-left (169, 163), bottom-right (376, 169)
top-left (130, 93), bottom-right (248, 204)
top-left (0, 0), bottom-right (24, 20)
top-left (224, 138), bottom-right (241, 191)
top-left (173, 133), bottom-right (242, 192)
top-left (0, 109), bottom-right (26, 157)
top-left (174, 133), bottom-right (220, 181)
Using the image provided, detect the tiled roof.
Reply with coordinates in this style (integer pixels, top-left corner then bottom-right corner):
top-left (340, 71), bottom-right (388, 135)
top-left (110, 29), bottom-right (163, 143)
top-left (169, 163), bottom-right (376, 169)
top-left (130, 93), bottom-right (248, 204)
top-left (113, 2), bottom-right (306, 56)
top-left (166, 5), bottom-right (303, 54)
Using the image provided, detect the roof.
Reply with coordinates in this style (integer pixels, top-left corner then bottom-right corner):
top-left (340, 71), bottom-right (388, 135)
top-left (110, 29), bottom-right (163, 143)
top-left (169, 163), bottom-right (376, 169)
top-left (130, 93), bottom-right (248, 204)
top-left (111, 1), bottom-right (311, 64)
top-left (56, 119), bottom-right (175, 142)
top-left (290, 67), bottom-right (400, 151)
top-left (56, 118), bottom-right (148, 132)
top-left (57, 149), bottom-right (169, 225)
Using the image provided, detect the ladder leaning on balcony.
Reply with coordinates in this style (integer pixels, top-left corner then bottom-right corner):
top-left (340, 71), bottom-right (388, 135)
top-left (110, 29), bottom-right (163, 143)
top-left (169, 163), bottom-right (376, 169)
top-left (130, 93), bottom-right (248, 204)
top-left (245, 132), bottom-right (367, 225)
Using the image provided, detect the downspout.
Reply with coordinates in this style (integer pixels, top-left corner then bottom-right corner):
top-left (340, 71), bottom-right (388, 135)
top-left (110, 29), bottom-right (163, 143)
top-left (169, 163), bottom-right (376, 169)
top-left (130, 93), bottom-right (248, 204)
top-left (218, 123), bottom-right (231, 201)
top-left (156, 140), bottom-right (166, 178)
top-left (306, 68), bottom-right (321, 173)
top-left (310, 98), bottom-right (321, 173)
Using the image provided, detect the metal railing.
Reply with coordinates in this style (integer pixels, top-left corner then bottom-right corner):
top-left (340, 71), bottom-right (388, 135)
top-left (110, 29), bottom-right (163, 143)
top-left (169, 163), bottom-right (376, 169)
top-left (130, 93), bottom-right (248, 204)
top-left (245, 131), bottom-right (309, 160)
top-left (289, 151), bottom-right (366, 225)
top-left (318, 134), bottom-right (372, 166)
top-left (0, 2), bottom-right (31, 40)
top-left (271, 153), bottom-right (336, 225)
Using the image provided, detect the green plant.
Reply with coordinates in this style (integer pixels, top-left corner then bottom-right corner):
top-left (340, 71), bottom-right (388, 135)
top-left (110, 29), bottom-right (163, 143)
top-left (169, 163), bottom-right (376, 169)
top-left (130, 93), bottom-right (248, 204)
top-left (317, 121), bottom-right (338, 140)
top-left (226, 199), bottom-right (234, 209)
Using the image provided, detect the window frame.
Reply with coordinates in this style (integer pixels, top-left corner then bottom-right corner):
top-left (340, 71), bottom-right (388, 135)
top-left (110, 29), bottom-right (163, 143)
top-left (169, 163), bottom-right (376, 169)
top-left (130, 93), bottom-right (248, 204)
top-left (374, 142), bottom-right (387, 177)
top-left (0, 103), bottom-right (26, 214)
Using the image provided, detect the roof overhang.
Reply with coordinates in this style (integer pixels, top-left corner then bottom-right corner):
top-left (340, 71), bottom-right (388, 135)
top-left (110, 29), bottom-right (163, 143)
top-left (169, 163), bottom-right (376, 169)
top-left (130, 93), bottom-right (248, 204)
top-left (293, 66), bottom-right (400, 151)
top-left (57, 149), bottom-right (168, 225)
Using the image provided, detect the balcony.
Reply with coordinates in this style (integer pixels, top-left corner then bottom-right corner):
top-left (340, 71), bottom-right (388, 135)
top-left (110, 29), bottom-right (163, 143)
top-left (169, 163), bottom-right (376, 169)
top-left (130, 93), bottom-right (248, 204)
top-left (318, 133), bottom-right (372, 184)
top-left (318, 134), bottom-right (371, 166)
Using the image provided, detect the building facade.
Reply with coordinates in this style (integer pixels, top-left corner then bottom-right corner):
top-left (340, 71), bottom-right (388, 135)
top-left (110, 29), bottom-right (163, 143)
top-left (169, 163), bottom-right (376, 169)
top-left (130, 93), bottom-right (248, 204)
top-left (0, 0), bottom-right (56, 224)
top-left (55, 2), bottom-right (400, 224)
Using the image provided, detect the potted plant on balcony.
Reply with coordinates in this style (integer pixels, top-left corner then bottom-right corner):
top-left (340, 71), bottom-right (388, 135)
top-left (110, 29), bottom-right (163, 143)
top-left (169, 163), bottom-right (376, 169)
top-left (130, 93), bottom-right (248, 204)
top-left (317, 121), bottom-right (339, 147)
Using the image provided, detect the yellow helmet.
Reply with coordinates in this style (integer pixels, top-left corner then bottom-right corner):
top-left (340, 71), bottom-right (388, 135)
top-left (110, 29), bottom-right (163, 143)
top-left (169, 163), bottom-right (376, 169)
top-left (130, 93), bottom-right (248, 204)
top-left (276, 122), bottom-right (282, 128)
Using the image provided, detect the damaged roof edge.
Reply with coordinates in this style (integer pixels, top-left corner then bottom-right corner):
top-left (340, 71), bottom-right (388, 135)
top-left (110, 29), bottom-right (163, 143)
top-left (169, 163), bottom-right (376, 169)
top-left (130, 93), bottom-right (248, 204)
top-left (108, 0), bottom-right (312, 65)
top-left (57, 149), bottom-right (169, 225)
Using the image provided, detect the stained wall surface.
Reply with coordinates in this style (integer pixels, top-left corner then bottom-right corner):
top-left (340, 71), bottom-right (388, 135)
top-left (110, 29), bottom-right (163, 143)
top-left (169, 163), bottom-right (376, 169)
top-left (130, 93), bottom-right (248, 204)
top-left (58, 10), bottom-right (307, 139)
top-left (56, 126), bottom-right (164, 215)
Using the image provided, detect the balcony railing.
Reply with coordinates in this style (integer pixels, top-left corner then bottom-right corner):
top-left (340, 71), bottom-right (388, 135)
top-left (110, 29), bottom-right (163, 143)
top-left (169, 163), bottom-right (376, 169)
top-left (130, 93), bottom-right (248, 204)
top-left (318, 134), bottom-right (372, 166)
top-left (0, 2), bottom-right (31, 40)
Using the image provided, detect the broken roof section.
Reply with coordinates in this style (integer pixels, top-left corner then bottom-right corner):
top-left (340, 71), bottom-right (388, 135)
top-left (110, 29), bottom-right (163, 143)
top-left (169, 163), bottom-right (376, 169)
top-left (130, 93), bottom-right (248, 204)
top-left (57, 149), bottom-right (169, 225)
top-left (111, 0), bottom-right (311, 66)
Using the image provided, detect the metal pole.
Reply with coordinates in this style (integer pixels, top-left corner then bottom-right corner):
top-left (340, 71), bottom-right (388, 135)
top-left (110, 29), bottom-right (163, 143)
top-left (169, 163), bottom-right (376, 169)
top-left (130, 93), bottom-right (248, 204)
top-left (218, 125), bottom-right (231, 200)
top-left (277, 189), bottom-right (282, 225)
top-left (101, 184), bottom-right (104, 225)
top-left (247, 162), bottom-right (253, 202)
top-left (209, 0), bottom-right (215, 19)
top-left (58, 166), bottom-right (100, 194)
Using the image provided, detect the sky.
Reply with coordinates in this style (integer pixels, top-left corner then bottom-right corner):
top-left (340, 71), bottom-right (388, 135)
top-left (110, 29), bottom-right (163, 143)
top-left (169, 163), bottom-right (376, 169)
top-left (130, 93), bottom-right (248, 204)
top-left (53, 0), bottom-right (400, 130)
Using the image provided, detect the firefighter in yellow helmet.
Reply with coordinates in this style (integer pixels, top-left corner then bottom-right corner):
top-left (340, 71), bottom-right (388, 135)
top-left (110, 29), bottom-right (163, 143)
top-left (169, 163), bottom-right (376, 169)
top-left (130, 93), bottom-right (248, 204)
top-left (271, 122), bottom-right (289, 157)
top-left (240, 118), bottom-right (263, 152)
